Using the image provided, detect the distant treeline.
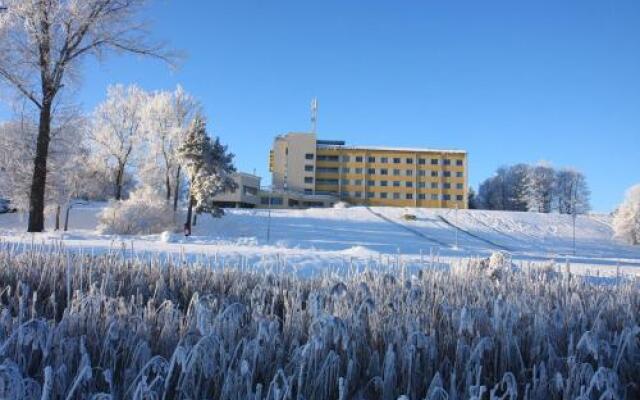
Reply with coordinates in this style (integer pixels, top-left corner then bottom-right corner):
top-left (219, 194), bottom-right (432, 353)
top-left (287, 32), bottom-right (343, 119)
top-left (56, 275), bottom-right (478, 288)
top-left (472, 163), bottom-right (590, 214)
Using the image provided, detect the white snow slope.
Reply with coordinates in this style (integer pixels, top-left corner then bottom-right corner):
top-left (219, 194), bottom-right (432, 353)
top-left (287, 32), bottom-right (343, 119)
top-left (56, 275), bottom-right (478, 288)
top-left (1, 204), bottom-right (639, 277)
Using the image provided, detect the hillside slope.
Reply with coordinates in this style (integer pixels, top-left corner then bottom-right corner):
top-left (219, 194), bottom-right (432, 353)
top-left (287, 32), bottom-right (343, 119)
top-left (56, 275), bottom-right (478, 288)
top-left (1, 204), bottom-right (639, 276)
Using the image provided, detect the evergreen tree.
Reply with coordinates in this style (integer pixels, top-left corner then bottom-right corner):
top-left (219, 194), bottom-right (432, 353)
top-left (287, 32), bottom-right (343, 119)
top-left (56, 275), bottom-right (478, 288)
top-left (177, 115), bottom-right (236, 235)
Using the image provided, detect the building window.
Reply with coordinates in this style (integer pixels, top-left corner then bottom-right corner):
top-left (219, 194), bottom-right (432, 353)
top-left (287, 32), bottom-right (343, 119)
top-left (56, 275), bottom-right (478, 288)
top-left (456, 171), bottom-right (464, 177)
top-left (304, 177), bottom-right (314, 184)
top-left (354, 191), bottom-right (362, 198)
top-left (418, 194), bottom-right (426, 200)
top-left (368, 168), bottom-right (376, 174)
top-left (305, 153), bottom-right (314, 160)
top-left (341, 179), bottom-right (350, 185)
top-left (443, 171), bottom-right (451, 177)
top-left (393, 158), bottom-right (401, 164)
top-left (367, 180), bottom-right (375, 186)
top-left (304, 189), bottom-right (313, 194)
top-left (243, 186), bottom-right (258, 196)
top-left (317, 178), bottom-right (339, 185)
top-left (417, 182), bottom-right (426, 188)
top-left (355, 168), bottom-right (363, 174)
top-left (367, 192), bottom-right (375, 198)
top-left (456, 159), bottom-right (464, 166)
top-left (443, 183), bottom-right (451, 189)
top-left (261, 196), bottom-right (283, 205)
top-left (418, 158), bottom-right (426, 165)
top-left (355, 156), bottom-right (363, 162)
top-left (355, 179), bottom-right (363, 186)
top-left (431, 194), bottom-right (439, 200)
top-left (393, 193), bottom-right (401, 199)
top-left (368, 156), bottom-right (375, 163)
top-left (443, 159), bottom-right (451, 166)
top-left (456, 183), bottom-right (464, 190)
top-left (431, 183), bottom-right (439, 189)
top-left (393, 181), bottom-right (401, 187)
top-left (381, 157), bottom-right (388, 163)
top-left (305, 165), bottom-right (314, 172)
top-left (342, 167), bottom-right (350, 173)
top-left (317, 155), bottom-right (339, 162)
top-left (406, 193), bottom-right (413, 200)
top-left (393, 169), bottom-right (401, 176)
top-left (380, 192), bottom-right (388, 199)
top-left (406, 182), bottom-right (413, 188)
top-left (317, 167), bottom-right (339, 174)
top-left (342, 155), bottom-right (350, 162)
top-left (431, 159), bottom-right (439, 165)
top-left (406, 170), bottom-right (413, 176)
top-left (456, 195), bottom-right (464, 201)
top-left (431, 171), bottom-right (439, 177)
top-left (418, 170), bottom-right (426, 176)
top-left (380, 180), bottom-right (388, 187)
top-left (443, 194), bottom-right (451, 201)
top-left (380, 168), bottom-right (388, 175)
top-left (406, 158), bottom-right (413, 164)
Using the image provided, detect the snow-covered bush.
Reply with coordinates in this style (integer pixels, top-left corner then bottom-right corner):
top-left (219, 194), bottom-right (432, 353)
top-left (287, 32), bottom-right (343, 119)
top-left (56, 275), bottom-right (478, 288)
top-left (333, 201), bottom-right (350, 209)
top-left (97, 186), bottom-right (178, 234)
top-left (613, 184), bottom-right (640, 245)
top-left (0, 244), bottom-right (637, 399)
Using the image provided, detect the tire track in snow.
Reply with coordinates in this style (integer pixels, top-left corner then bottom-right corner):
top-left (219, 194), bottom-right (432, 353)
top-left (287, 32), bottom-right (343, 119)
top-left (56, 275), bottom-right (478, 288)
top-left (437, 215), bottom-right (513, 252)
top-left (365, 207), bottom-right (449, 247)
top-left (462, 211), bottom-right (546, 253)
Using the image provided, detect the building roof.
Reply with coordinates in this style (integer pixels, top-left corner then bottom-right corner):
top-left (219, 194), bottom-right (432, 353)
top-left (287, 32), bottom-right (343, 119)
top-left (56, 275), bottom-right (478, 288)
top-left (316, 144), bottom-right (467, 154)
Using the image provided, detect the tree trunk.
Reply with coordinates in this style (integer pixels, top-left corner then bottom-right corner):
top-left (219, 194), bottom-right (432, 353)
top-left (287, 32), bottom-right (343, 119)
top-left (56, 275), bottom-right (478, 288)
top-left (54, 205), bottom-right (61, 231)
top-left (184, 193), bottom-right (193, 236)
top-left (28, 103), bottom-right (52, 232)
top-left (165, 173), bottom-right (171, 201)
top-left (173, 166), bottom-right (181, 212)
top-left (115, 163), bottom-right (124, 201)
top-left (192, 212), bottom-right (197, 226)
top-left (64, 204), bottom-right (71, 232)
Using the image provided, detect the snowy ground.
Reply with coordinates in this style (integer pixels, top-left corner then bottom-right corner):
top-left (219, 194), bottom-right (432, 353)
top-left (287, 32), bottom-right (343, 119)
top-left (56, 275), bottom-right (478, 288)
top-left (1, 203), bottom-right (639, 277)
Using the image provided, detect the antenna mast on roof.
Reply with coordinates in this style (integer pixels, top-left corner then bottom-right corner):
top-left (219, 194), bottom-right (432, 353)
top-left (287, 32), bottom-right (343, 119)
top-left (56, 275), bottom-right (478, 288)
top-left (310, 97), bottom-right (318, 134)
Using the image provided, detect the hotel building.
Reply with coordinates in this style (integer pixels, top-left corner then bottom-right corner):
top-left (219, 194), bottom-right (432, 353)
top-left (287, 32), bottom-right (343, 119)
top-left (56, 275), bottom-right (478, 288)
top-left (269, 132), bottom-right (468, 209)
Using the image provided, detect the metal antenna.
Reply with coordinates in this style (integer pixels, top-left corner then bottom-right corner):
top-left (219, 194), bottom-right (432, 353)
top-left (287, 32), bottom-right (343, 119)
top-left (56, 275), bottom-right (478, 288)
top-left (310, 97), bottom-right (318, 134)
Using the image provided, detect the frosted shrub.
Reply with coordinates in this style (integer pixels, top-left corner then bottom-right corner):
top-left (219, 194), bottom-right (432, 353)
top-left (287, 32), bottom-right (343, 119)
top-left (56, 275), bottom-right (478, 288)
top-left (613, 184), bottom-right (640, 245)
top-left (97, 186), bottom-right (178, 235)
top-left (0, 244), bottom-right (638, 399)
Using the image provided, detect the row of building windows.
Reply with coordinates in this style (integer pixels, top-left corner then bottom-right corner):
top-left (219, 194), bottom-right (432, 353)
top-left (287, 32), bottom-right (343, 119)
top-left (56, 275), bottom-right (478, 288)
top-left (350, 192), bottom-right (464, 201)
top-left (310, 153), bottom-right (464, 166)
top-left (315, 167), bottom-right (464, 178)
top-left (314, 178), bottom-right (464, 190)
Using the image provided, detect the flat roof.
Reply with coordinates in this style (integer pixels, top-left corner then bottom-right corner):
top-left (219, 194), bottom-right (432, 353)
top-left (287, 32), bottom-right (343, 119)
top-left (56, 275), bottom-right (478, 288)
top-left (316, 144), bottom-right (467, 154)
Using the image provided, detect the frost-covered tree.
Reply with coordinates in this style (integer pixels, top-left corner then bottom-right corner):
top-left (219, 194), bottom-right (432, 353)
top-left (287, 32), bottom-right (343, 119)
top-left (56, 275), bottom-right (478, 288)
top-left (477, 164), bottom-right (529, 211)
top-left (177, 115), bottom-right (236, 234)
top-left (478, 163), bottom-right (591, 216)
top-left (91, 85), bottom-right (149, 200)
top-left (0, 112), bottom-right (88, 228)
top-left (139, 86), bottom-right (199, 207)
top-left (613, 184), bottom-right (640, 245)
top-left (554, 168), bottom-right (590, 215)
top-left (0, 0), bottom-right (173, 232)
top-left (526, 163), bottom-right (555, 213)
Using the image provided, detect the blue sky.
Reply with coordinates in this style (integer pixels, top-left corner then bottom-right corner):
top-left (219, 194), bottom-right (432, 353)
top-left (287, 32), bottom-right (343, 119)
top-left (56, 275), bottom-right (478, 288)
top-left (2, 0), bottom-right (639, 212)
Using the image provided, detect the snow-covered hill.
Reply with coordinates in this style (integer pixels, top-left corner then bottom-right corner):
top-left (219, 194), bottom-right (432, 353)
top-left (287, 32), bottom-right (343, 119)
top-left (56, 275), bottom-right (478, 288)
top-left (1, 204), bottom-right (639, 276)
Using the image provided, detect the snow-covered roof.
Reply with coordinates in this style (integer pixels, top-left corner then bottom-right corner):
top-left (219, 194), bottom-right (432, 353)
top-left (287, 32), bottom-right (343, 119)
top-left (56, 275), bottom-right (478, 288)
top-left (316, 144), bottom-right (467, 154)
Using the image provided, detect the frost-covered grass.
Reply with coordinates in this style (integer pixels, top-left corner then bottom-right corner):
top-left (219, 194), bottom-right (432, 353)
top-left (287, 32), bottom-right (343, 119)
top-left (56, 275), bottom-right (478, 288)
top-left (0, 245), bottom-right (638, 399)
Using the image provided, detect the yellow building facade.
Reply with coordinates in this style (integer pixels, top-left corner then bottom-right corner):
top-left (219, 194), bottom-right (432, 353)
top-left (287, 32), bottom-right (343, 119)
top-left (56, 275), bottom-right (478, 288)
top-left (270, 133), bottom-right (468, 209)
